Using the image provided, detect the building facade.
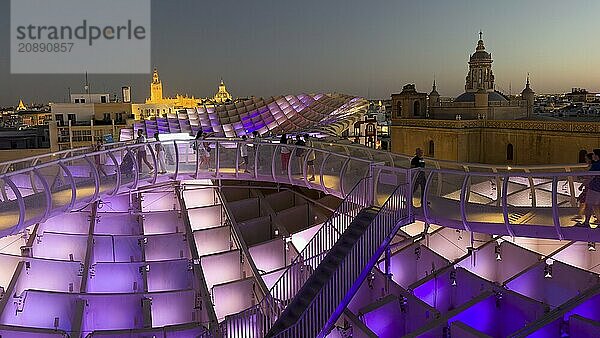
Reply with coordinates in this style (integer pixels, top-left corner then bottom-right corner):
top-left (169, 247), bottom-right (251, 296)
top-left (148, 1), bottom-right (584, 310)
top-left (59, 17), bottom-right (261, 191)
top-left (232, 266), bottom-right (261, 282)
top-left (389, 33), bottom-right (581, 166)
top-left (132, 68), bottom-right (235, 120)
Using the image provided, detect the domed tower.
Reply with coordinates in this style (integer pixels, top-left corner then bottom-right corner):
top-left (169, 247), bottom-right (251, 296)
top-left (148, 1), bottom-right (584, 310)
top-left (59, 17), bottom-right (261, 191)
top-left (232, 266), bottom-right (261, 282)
top-left (521, 74), bottom-right (535, 118)
top-left (214, 79), bottom-right (232, 104)
top-left (429, 79), bottom-right (440, 111)
top-left (465, 32), bottom-right (495, 93)
top-left (150, 67), bottom-right (163, 103)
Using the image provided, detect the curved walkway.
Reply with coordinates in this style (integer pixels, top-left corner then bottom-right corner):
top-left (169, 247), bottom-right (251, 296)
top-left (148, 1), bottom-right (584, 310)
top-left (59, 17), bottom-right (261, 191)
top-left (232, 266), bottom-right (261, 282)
top-left (0, 139), bottom-right (597, 242)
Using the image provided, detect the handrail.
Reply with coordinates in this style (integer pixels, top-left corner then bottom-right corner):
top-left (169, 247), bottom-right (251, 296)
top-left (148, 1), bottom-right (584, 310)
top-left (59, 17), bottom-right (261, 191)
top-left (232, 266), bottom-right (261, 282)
top-left (1, 138), bottom-right (599, 240)
top-left (274, 184), bottom-right (411, 337)
top-left (220, 177), bottom-right (373, 337)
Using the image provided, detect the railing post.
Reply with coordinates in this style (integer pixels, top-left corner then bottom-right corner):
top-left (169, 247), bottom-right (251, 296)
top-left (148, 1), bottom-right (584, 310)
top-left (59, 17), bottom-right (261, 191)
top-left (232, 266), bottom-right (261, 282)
top-left (406, 168), bottom-right (414, 219)
top-left (172, 140), bottom-right (179, 180)
top-left (551, 176), bottom-right (564, 240)
top-left (367, 164), bottom-right (376, 206)
top-left (459, 174), bottom-right (472, 232)
top-left (215, 140), bottom-right (220, 177)
top-left (502, 174), bottom-right (515, 237)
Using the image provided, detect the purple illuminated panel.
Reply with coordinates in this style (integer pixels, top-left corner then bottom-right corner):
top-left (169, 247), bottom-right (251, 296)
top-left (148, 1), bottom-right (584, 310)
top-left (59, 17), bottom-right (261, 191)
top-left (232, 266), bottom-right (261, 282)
top-left (506, 261), bottom-right (598, 307)
top-left (362, 296), bottom-right (405, 337)
top-left (81, 294), bottom-right (145, 332)
top-left (448, 291), bottom-right (546, 337)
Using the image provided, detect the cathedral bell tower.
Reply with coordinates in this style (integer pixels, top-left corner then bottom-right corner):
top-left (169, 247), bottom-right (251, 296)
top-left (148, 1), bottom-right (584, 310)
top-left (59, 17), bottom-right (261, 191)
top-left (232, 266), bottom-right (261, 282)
top-left (150, 67), bottom-right (164, 103)
top-left (465, 32), bottom-right (495, 93)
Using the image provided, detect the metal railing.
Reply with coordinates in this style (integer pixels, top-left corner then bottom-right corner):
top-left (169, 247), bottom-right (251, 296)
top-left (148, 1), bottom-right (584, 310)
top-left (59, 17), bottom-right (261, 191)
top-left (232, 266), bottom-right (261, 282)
top-left (421, 168), bottom-right (600, 241)
top-left (220, 177), bottom-right (372, 337)
top-left (275, 184), bottom-right (411, 338)
top-left (0, 138), bottom-right (598, 241)
top-left (0, 139), bottom-right (373, 237)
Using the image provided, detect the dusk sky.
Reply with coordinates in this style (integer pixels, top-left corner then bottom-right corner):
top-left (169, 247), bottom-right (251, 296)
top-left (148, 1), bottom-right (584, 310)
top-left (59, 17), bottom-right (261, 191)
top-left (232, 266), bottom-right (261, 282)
top-left (1, 0), bottom-right (599, 107)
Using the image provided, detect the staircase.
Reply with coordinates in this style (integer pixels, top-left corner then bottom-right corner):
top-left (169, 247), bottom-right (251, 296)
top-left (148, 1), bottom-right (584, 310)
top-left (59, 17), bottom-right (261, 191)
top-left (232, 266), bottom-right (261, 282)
top-left (264, 184), bottom-right (411, 338)
top-left (266, 208), bottom-right (379, 337)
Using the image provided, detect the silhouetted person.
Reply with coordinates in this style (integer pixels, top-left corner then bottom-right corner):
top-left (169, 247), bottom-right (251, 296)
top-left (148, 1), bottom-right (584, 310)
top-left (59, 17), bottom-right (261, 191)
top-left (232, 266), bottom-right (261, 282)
top-left (136, 129), bottom-right (154, 173)
top-left (411, 148), bottom-right (426, 203)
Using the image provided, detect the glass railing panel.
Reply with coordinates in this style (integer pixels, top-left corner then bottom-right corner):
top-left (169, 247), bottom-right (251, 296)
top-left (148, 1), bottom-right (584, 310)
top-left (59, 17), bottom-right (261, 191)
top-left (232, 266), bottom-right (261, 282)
top-left (372, 166), bottom-right (409, 208)
top-left (59, 156), bottom-right (97, 205)
top-left (6, 171), bottom-right (48, 226)
top-left (424, 170), bottom-right (464, 229)
top-left (342, 159), bottom-right (371, 197)
top-left (465, 173), bottom-right (509, 235)
top-left (552, 173), bottom-right (589, 231)
top-left (0, 177), bottom-right (22, 235)
top-left (507, 174), bottom-right (556, 232)
top-left (159, 141), bottom-right (178, 175)
top-left (132, 144), bottom-right (155, 184)
top-left (288, 146), bottom-right (308, 183)
top-left (95, 151), bottom-right (118, 196)
top-left (175, 140), bottom-right (196, 176)
top-left (36, 163), bottom-right (73, 214)
top-left (273, 144), bottom-right (293, 184)
top-left (321, 153), bottom-right (345, 194)
top-left (216, 141), bottom-right (238, 176)
top-left (254, 142), bottom-right (274, 179)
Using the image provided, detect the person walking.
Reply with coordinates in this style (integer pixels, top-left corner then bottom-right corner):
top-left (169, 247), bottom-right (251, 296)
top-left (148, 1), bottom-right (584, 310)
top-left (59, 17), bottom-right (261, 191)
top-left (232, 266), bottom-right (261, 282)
top-left (154, 133), bottom-right (167, 174)
top-left (294, 135), bottom-right (306, 174)
top-left (252, 131), bottom-right (262, 170)
top-left (193, 130), bottom-right (210, 170)
top-left (576, 153), bottom-right (594, 220)
top-left (280, 134), bottom-right (291, 174)
top-left (240, 135), bottom-right (250, 173)
top-left (136, 129), bottom-right (154, 173)
top-left (93, 138), bottom-right (108, 176)
top-left (411, 148), bottom-right (426, 203)
top-left (304, 134), bottom-right (316, 181)
top-left (582, 149), bottom-right (600, 227)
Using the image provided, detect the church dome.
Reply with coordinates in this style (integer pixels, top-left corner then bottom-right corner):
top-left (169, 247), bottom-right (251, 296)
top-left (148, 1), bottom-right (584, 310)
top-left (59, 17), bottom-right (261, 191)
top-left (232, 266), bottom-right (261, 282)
top-left (454, 91), bottom-right (508, 103)
top-left (469, 35), bottom-right (492, 62)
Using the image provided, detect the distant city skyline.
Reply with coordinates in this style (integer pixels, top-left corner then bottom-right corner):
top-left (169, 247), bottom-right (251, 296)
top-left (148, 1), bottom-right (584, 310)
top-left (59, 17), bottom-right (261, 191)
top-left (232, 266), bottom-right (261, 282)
top-left (1, 0), bottom-right (599, 107)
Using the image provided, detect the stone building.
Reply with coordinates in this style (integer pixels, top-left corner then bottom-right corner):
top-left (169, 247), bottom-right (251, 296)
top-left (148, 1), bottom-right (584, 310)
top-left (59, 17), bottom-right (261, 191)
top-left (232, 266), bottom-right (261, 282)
top-left (389, 33), bottom-right (600, 166)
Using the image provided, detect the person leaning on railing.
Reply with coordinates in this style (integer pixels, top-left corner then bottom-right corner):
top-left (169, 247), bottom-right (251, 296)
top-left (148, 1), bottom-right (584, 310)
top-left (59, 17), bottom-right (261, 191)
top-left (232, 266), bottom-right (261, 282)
top-left (582, 149), bottom-right (600, 227)
top-left (411, 148), bottom-right (426, 203)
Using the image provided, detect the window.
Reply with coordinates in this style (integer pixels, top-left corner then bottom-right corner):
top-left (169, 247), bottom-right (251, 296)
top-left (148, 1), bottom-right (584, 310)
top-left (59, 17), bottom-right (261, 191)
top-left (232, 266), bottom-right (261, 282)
top-left (507, 143), bottom-right (514, 161)
top-left (413, 101), bottom-right (421, 116)
top-left (68, 114), bottom-right (76, 124)
top-left (103, 113), bottom-right (110, 121)
top-left (579, 149), bottom-right (588, 163)
top-left (55, 114), bottom-right (64, 126)
top-left (101, 96), bottom-right (107, 103)
top-left (428, 140), bottom-right (435, 157)
top-left (396, 102), bottom-right (402, 118)
top-left (116, 113), bottom-right (124, 123)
